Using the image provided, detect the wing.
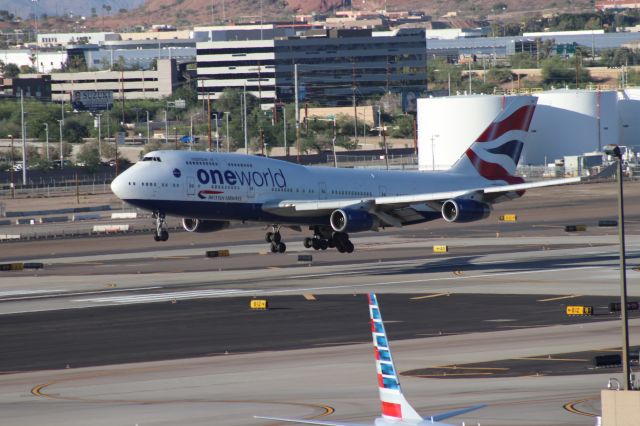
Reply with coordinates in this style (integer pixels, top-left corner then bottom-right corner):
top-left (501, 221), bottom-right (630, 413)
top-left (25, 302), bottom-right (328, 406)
top-left (254, 415), bottom-right (370, 426)
top-left (262, 177), bottom-right (581, 226)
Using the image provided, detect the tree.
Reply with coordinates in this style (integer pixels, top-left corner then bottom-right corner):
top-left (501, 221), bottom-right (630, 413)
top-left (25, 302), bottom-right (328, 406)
top-left (2, 63), bottom-right (20, 78)
top-left (63, 120), bottom-right (90, 144)
top-left (77, 141), bottom-right (101, 170)
top-left (541, 56), bottom-right (591, 86)
top-left (214, 88), bottom-right (261, 150)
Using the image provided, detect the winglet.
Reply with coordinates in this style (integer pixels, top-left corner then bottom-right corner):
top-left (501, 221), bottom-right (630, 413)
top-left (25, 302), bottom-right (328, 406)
top-left (368, 293), bottom-right (423, 422)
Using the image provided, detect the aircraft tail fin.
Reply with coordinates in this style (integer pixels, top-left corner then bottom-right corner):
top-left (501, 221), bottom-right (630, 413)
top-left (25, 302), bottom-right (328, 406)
top-left (368, 293), bottom-right (423, 422)
top-left (450, 96), bottom-right (537, 185)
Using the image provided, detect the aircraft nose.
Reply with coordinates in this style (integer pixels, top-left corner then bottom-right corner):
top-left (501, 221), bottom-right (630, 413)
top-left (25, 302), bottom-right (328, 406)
top-left (110, 172), bottom-right (127, 199)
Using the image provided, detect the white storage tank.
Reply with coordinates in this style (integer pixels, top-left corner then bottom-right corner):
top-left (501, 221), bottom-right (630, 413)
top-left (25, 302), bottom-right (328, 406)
top-left (618, 88), bottom-right (640, 149)
top-left (417, 90), bottom-right (621, 169)
top-left (417, 95), bottom-right (527, 171)
top-left (526, 90), bottom-right (619, 165)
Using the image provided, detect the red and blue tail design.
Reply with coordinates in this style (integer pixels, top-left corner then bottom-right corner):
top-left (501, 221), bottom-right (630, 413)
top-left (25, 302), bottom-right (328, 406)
top-left (368, 293), bottom-right (423, 422)
top-left (452, 96), bottom-right (537, 185)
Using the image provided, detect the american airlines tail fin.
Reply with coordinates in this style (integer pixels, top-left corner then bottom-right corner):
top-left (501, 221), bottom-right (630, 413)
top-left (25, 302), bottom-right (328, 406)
top-left (368, 293), bottom-right (423, 422)
top-left (451, 96), bottom-right (537, 185)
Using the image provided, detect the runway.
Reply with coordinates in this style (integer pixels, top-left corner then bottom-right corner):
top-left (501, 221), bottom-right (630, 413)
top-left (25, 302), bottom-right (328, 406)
top-left (0, 181), bottom-right (639, 425)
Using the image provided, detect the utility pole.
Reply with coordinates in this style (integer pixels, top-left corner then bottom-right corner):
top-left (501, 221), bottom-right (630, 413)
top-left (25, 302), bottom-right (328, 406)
top-left (20, 90), bottom-right (26, 185)
top-left (294, 64), bottom-right (300, 163)
top-left (243, 83), bottom-right (248, 154)
top-left (146, 110), bottom-right (150, 145)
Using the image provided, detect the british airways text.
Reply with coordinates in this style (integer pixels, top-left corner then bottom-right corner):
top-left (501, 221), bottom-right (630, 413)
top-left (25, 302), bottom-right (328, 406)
top-left (196, 168), bottom-right (287, 188)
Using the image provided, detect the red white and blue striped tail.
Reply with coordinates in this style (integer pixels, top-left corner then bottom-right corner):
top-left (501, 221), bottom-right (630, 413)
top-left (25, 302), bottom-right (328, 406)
top-left (368, 293), bottom-right (423, 422)
top-left (451, 96), bottom-right (537, 185)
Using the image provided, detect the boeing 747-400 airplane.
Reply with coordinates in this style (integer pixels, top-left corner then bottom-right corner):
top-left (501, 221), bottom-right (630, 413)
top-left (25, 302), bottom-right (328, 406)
top-left (110, 96), bottom-right (579, 253)
top-left (254, 293), bottom-right (486, 425)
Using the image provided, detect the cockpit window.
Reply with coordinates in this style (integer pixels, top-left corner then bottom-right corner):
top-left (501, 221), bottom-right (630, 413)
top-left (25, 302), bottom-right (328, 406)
top-left (142, 156), bottom-right (162, 162)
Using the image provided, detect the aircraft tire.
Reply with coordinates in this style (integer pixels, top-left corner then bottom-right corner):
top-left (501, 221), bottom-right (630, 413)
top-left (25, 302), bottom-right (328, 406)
top-left (345, 241), bottom-right (354, 253)
top-left (303, 237), bottom-right (313, 248)
top-left (270, 243), bottom-right (278, 253)
top-left (312, 239), bottom-right (320, 250)
top-left (327, 238), bottom-right (335, 248)
top-left (265, 232), bottom-right (273, 243)
top-left (160, 230), bottom-right (169, 241)
top-left (319, 239), bottom-right (328, 250)
top-left (153, 234), bottom-right (161, 242)
top-left (277, 242), bottom-right (286, 253)
top-left (272, 232), bottom-right (282, 244)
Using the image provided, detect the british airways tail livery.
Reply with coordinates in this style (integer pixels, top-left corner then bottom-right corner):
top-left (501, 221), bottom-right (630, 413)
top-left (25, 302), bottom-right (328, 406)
top-left (254, 293), bottom-right (486, 426)
top-left (110, 95), bottom-right (579, 253)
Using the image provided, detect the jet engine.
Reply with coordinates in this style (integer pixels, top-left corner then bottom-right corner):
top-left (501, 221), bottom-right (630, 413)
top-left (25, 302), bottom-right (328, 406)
top-left (330, 209), bottom-right (376, 233)
top-left (441, 199), bottom-right (491, 223)
top-left (182, 218), bottom-right (230, 233)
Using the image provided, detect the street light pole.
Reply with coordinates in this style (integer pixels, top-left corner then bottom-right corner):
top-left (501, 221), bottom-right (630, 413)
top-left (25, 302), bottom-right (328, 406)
top-left (282, 105), bottom-right (287, 156)
top-left (96, 113), bottom-right (102, 159)
top-left (213, 113), bottom-right (219, 152)
top-left (243, 83), bottom-right (248, 154)
top-left (43, 122), bottom-right (49, 161)
top-left (604, 144), bottom-right (632, 390)
top-left (431, 134), bottom-right (440, 171)
top-left (224, 112), bottom-right (230, 152)
top-left (164, 109), bottom-right (168, 145)
top-left (8, 134), bottom-right (14, 197)
top-left (146, 111), bottom-right (150, 145)
top-left (57, 119), bottom-right (64, 169)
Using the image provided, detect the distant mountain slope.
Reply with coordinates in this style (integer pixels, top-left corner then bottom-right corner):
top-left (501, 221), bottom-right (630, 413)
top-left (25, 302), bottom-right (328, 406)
top-left (0, 0), bottom-right (146, 19)
top-left (4, 0), bottom-right (594, 31)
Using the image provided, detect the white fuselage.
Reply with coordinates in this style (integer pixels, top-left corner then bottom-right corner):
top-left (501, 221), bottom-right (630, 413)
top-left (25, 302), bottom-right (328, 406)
top-left (110, 150), bottom-right (492, 226)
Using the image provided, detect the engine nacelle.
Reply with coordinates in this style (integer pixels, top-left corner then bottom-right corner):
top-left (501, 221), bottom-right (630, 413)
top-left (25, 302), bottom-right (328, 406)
top-left (182, 218), bottom-right (230, 233)
top-left (441, 199), bottom-right (491, 223)
top-left (330, 208), bottom-right (376, 233)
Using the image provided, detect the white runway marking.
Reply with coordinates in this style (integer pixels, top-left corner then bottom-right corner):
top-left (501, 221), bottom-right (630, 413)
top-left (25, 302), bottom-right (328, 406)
top-left (0, 289), bottom-right (68, 297)
top-left (73, 289), bottom-right (252, 304)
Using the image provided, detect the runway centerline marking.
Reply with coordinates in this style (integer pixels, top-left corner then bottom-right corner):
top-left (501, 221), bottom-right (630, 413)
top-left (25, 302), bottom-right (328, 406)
top-left (537, 295), bottom-right (581, 302)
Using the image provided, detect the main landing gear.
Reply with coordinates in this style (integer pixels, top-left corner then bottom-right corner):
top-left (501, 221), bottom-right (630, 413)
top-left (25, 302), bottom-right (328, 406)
top-left (153, 211), bottom-right (169, 242)
top-left (266, 225), bottom-right (287, 253)
top-left (303, 227), bottom-right (354, 253)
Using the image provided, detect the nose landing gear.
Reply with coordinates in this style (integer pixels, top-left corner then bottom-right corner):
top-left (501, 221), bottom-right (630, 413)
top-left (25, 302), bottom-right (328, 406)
top-left (266, 225), bottom-right (286, 253)
top-left (153, 212), bottom-right (169, 242)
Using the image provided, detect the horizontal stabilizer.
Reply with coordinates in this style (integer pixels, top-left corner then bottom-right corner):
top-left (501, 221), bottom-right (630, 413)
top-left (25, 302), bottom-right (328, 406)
top-left (430, 404), bottom-right (487, 422)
